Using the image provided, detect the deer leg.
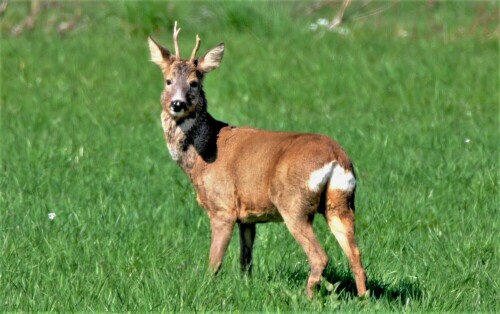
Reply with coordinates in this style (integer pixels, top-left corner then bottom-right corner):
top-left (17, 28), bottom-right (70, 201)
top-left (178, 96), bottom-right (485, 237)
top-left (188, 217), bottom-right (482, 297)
top-left (325, 193), bottom-right (366, 297)
top-left (208, 217), bottom-right (235, 275)
top-left (282, 214), bottom-right (329, 299)
top-left (239, 223), bottom-right (256, 274)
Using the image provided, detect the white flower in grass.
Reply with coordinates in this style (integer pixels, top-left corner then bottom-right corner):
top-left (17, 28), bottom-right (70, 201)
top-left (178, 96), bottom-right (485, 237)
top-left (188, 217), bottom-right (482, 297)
top-left (464, 138), bottom-right (471, 144)
top-left (310, 18), bottom-right (329, 32)
top-left (48, 212), bottom-right (56, 220)
top-left (316, 18), bottom-right (329, 26)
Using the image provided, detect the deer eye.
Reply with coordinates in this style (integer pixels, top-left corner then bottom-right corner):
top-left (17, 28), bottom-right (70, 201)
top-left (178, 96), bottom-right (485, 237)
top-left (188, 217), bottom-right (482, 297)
top-left (166, 79), bottom-right (172, 86)
top-left (189, 81), bottom-right (198, 89)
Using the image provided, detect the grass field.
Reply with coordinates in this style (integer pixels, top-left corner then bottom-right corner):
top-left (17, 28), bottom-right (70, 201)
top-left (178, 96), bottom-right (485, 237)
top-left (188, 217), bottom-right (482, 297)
top-left (1, 1), bottom-right (498, 312)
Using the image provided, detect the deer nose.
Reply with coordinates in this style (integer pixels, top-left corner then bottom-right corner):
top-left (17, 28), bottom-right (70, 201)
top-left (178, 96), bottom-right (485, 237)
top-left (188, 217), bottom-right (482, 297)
top-left (170, 100), bottom-right (187, 112)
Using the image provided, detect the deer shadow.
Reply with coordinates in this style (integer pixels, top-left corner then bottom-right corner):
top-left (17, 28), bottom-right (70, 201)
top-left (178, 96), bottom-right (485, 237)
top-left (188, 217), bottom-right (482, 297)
top-left (282, 265), bottom-right (423, 302)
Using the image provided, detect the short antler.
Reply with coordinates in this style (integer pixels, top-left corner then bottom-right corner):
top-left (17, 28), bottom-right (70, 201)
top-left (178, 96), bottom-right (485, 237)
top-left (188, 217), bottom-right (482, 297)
top-left (173, 21), bottom-right (181, 60)
top-left (189, 34), bottom-right (201, 62)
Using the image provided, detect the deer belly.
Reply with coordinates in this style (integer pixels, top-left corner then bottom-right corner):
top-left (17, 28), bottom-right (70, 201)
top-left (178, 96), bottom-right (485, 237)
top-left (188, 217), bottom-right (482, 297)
top-left (238, 207), bottom-right (283, 224)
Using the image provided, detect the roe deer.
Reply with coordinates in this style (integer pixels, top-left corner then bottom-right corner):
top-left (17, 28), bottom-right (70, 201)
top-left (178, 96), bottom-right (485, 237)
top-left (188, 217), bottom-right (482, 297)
top-left (148, 22), bottom-right (366, 299)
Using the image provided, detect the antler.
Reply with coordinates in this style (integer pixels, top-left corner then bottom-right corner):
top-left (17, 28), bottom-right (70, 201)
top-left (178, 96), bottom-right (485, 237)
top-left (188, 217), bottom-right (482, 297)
top-left (189, 34), bottom-right (201, 62)
top-left (173, 21), bottom-right (181, 60)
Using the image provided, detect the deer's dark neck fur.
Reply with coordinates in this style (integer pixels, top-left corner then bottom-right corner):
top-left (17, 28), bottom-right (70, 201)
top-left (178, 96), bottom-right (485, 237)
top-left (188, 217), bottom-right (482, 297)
top-left (161, 105), bottom-right (228, 178)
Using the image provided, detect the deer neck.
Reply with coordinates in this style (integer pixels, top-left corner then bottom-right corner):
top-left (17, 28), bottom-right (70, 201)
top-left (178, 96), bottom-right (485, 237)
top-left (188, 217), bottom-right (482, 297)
top-left (161, 109), bottom-right (227, 177)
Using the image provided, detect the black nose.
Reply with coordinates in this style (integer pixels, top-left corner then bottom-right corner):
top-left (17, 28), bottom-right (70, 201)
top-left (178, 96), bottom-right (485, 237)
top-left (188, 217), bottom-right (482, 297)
top-left (170, 100), bottom-right (187, 112)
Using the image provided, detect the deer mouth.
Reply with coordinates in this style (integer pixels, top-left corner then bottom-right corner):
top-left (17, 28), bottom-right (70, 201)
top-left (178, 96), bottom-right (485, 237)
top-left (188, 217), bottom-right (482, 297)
top-left (169, 107), bottom-right (185, 118)
top-left (169, 101), bottom-right (197, 121)
top-left (169, 100), bottom-right (188, 118)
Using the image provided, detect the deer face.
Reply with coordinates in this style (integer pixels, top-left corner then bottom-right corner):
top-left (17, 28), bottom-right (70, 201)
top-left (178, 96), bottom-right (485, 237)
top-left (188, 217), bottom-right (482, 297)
top-left (148, 24), bottom-right (224, 121)
top-left (163, 61), bottom-right (202, 120)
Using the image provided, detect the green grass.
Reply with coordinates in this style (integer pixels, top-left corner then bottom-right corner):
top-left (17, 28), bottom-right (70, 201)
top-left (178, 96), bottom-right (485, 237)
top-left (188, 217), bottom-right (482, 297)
top-left (1, 1), bottom-right (498, 312)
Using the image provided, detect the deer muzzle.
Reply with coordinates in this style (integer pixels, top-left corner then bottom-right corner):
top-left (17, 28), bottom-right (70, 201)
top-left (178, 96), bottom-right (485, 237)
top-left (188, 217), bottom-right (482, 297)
top-left (170, 100), bottom-right (187, 113)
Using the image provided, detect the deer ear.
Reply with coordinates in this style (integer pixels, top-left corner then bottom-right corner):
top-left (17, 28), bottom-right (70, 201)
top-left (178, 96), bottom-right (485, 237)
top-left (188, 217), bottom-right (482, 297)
top-left (197, 43), bottom-right (224, 73)
top-left (148, 36), bottom-right (171, 67)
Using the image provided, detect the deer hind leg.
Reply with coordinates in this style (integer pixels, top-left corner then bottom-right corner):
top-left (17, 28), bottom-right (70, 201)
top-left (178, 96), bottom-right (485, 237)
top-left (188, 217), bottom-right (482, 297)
top-left (238, 223), bottom-right (256, 274)
top-left (281, 213), bottom-right (329, 299)
top-left (325, 190), bottom-right (367, 297)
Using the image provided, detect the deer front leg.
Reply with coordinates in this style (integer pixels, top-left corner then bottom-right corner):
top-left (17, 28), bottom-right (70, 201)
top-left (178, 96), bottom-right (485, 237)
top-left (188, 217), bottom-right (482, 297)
top-left (208, 217), bottom-right (235, 275)
top-left (238, 223), bottom-right (256, 274)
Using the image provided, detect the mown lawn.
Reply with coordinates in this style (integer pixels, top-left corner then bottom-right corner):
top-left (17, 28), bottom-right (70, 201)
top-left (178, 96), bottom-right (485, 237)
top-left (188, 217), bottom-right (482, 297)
top-left (1, 1), bottom-right (498, 312)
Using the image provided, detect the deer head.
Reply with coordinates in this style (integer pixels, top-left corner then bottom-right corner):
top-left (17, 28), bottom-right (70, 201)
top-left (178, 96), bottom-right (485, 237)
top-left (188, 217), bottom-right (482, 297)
top-left (148, 22), bottom-right (225, 122)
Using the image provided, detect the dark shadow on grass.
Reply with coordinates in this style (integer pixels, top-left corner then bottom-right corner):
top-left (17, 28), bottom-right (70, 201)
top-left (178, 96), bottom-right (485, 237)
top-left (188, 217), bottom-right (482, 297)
top-left (279, 265), bottom-right (423, 302)
top-left (324, 266), bottom-right (423, 301)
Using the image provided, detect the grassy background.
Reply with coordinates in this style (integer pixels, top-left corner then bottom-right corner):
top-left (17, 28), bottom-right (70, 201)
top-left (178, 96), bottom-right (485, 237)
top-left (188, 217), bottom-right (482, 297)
top-left (1, 1), bottom-right (498, 312)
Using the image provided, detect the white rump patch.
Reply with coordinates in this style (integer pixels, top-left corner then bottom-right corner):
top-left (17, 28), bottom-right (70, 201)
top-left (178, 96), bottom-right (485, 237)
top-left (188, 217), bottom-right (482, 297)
top-left (329, 163), bottom-right (356, 192)
top-left (308, 162), bottom-right (334, 192)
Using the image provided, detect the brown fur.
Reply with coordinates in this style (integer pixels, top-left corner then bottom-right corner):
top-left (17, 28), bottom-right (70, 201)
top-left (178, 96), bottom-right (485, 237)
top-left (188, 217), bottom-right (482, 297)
top-left (148, 31), bottom-right (366, 298)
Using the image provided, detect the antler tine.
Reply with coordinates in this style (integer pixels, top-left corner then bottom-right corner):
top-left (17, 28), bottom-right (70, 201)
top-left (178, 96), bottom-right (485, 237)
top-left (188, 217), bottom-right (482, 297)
top-left (173, 21), bottom-right (181, 60)
top-left (189, 34), bottom-right (201, 62)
